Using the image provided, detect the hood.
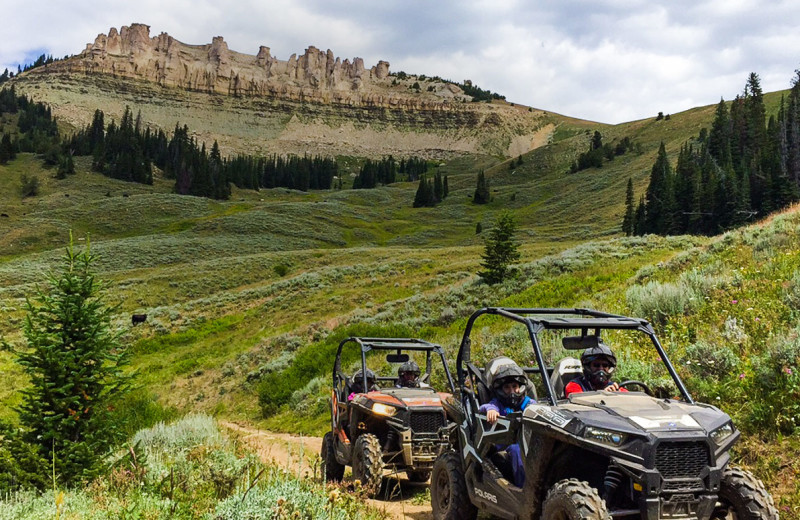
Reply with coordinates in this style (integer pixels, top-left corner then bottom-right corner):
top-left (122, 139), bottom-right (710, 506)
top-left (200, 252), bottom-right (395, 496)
top-left (378, 388), bottom-right (448, 408)
top-left (543, 392), bottom-right (730, 434)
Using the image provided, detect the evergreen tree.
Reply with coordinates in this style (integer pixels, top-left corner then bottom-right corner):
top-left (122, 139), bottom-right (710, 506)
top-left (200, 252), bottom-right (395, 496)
top-left (622, 178), bottom-right (635, 236)
top-left (9, 236), bottom-right (130, 486)
top-left (479, 212), bottom-right (520, 284)
top-left (633, 196), bottom-right (647, 236)
top-left (708, 99), bottom-right (730, 166)
top-left (413, 175), bottom-right (433, 207)
top-left (644, 142), bottom-right (675, 234)
top-left (433, 171), bottom-right (443, 202)
top-left (443, 176), bottom-right (449, 198)
top-left (473, 170), bottom-right (490, 204)
top-left (0, 133), bottom-right (14, 164)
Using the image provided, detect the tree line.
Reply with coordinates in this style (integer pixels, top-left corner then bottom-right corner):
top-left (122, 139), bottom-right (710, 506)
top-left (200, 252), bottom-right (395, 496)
top-left (624, 71), bottom-right (800, 236)
top-left (1, 89), bottom-right (442, 200)
top-left (352, 156), bottom-right (429, 188)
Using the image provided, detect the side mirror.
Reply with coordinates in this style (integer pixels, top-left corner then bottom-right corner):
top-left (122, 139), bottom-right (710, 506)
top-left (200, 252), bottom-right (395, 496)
top-left (562, 335), bottom-right (600, 350)
top-left (386, 353), bottom-right (410, 363)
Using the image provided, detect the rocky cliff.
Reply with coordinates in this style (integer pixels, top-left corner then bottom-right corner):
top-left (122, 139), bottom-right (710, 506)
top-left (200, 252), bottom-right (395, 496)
top-left (53, 23), bottom-right (469, 111)
top-left (12, 24), bottom-right (555, 159)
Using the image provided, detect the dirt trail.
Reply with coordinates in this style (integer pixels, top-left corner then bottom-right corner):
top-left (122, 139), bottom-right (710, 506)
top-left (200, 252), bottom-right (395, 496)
top-left (220, 421), bottom-right (433, 520)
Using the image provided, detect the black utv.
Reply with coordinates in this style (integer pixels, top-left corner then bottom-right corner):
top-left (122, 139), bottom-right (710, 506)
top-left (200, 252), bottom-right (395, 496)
top-left (321, 337), bottom-right (456, 496)
top-left (432, 307), bottom-right (778, 520)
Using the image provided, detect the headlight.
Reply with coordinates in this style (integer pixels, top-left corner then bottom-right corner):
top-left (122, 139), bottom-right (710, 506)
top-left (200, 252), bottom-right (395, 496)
top-left (372, 403), bottom-right (397, 417)
top-left (585, 427), bottom-right (627, 447)
top-left (710, 423), bottom-right (735, 444)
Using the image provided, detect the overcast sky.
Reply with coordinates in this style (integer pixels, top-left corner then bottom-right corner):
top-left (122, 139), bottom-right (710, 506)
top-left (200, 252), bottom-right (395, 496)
top-left (3, 0), bottom-right (800, 124)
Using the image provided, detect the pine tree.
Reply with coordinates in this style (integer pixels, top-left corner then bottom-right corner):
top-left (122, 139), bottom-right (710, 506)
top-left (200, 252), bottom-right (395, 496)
top-left (473, 170), bottom-right (490, 204)
top-left (622, 178), bottom-right (635, 236)
top-left (9, 235), bottom-right (130, 486)
top-left (443, 176), bottom-right (449, 198)
top-left (633, 196), bottom-right (647, 236)
top-left (413, 175), bottom-right (433, 207)
top-left (0, 133), bottom-right (14, 164)
top-left (433, 171), bottom-right (443, 202)
top-left (479, 212), bottom-right (520, 284)
top-left (644, 142), bottom-right (675, 234)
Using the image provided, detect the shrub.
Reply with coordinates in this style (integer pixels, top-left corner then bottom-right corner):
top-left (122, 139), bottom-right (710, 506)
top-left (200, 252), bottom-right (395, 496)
top-left (745, 329), bottom-right (800, 435)
top-left (19, 174), bottom-right (39, 197)
top-left (626, 280), bottom-right (699, 325)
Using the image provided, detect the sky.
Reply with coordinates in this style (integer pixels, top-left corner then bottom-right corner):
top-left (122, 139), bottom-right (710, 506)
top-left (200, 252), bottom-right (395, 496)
top-left (3, 0), bottom-right (800, 124)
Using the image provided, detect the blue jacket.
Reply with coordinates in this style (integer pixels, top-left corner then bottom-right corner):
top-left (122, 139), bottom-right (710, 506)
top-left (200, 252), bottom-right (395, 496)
top-left (479, 395), bottom-right (532, 417)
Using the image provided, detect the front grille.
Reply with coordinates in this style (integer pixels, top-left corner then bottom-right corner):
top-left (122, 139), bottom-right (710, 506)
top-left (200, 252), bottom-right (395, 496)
top-left (410, 412), bottom-right (445, 433)
top-left (655, 442), bottom-right (710, 479)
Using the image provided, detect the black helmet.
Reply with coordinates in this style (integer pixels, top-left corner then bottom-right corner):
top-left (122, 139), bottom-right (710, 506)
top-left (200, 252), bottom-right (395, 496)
top-left (486, 357), bottom-right (527, 408)
top-left (352, 368), bottom-right (376, 392)
top-left (581, 342), bottom-right (617, 388)
top-left (397, 360), bottom-right (421, 388)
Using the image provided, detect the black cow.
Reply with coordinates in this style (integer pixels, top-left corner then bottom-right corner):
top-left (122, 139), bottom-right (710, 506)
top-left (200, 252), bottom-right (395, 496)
top-left (131, 313), bottom-right (147, 326)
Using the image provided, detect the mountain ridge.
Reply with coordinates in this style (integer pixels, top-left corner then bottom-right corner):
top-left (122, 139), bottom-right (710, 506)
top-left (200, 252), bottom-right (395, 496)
top-left (9, 23), bottom-right (569, 159)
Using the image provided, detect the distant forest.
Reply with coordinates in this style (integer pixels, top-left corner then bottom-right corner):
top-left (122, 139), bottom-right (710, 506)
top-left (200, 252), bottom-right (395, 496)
top-left (624, 71), bottom-right (800, 237)
top-left (0, 87), bottom-right (430, 200)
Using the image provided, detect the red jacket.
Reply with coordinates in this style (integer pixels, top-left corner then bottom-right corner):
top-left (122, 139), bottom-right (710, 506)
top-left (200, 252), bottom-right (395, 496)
top-left (565, 376), bottom-right (628, 397)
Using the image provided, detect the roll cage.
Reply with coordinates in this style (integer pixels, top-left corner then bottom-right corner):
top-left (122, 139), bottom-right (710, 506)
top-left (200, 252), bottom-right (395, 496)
top-left (455, 308), bottom-right (693, 424)
top-left (334, 337), bottom-right (457, 394)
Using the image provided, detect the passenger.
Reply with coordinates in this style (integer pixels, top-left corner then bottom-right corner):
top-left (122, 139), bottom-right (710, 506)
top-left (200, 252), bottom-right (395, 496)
top-left (395, 360), bottom-right (429, 388)
top-left (479, 362), bottom-right (532, 488)
top-left (565, 343), bottom-right (628, 397)
top-left (348, 368), bottom-right (378, 400)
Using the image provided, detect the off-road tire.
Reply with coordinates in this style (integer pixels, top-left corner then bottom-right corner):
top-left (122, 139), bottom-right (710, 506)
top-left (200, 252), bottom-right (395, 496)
top-left (431, 451), bottom-right (477, 520)
top-left (541, 479), bottom-right (612, 520)
top-left (406, 469), bottom-right (432, 483)
top-left (352, 434), bottom-right (383, 496)
top-left (712, 466), bottom-right (779, 519)
top-left (321, 431), bottom-right (345, 482)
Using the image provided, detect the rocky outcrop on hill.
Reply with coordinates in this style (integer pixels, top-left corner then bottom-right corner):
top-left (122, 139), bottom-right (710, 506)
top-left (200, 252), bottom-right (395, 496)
top-left (48, 23), bottom-right (468, 111)
top-left (14, 23), bottom-right (555, 159)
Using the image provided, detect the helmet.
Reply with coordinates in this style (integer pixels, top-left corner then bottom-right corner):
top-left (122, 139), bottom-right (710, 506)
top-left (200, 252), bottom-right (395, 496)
top-left (352, 368), bottom-right (376, 393)
top-left (485, 357), bottom-right (527, 408)
top-left (580, 342), bottom-right (617, 388)
top-left (397, 360), bottom-right (421, 388)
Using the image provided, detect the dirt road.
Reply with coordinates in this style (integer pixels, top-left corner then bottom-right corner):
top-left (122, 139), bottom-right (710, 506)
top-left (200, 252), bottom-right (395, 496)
top-left (221, 421), bottom-right (433, 520)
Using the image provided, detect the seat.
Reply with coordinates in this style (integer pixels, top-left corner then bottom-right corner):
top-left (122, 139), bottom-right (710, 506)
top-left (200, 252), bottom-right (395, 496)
top-left (550, 357), bottom-right (583, 399)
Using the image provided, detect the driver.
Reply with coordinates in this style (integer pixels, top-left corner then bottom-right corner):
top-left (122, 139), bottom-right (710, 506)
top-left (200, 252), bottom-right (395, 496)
top-left (479, 361), bottom-right (532, 488)
top-left (395, 360), bottom-right (428, 388)
top-left (348, 368), bottom-right (379, 400)
top-left (565, 342), bottom-right (628, 397)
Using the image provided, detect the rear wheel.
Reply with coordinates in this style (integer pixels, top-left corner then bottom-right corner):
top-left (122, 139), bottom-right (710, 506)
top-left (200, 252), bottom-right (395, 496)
top-left (711, 467), bottom-right (778, 519)
top-left (431, 451), bottom-right (477, 520)
top-left (321, 431), bottom-right (345, 482)
top-left (352, 433), bottom-right (383, 496)
top-left (406, 469), bottom-right (431, 482)
top-left (541, 479), bottom-right (611, 520)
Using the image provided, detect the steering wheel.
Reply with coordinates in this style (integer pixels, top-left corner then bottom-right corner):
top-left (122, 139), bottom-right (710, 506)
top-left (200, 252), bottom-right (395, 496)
top-left (619, 380), bottom-right (653, 396)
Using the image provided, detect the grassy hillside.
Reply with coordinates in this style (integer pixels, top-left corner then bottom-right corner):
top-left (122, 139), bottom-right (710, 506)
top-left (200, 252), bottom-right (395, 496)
top-left (1, 88), bottom-right (799, 515)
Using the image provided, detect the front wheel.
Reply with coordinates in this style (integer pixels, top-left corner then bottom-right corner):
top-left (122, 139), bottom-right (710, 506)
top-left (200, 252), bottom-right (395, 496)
top-left (352, 434), bottom-right (383, 497)
top-left (321, 431), bottom-right (345, 482)
top-left (541, 479), bottom-right (612, 520)
top-left (430, 451), bottom-right (477, 520)
top-left (711, 467), bottom-right (778, 519)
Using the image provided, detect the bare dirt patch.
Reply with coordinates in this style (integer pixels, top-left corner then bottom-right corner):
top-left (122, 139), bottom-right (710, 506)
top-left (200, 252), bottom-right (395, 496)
top-left (221, 421), bottom-right (433, 520)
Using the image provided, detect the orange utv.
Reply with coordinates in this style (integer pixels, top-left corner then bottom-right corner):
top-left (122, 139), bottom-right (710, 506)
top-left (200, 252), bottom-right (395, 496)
top-left (321, 337), bottom-right (456, 495)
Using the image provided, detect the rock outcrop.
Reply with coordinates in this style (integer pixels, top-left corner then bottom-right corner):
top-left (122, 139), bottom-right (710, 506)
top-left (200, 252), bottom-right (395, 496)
top-left (47, 23), bottom-right (467, 110)
top-left (14, 24), bottom-right (554, 159)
